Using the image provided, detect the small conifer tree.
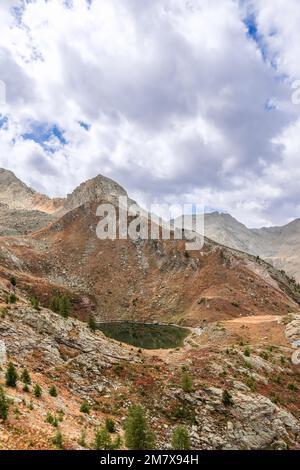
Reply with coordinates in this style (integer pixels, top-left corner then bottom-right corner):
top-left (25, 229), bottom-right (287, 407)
top-left (222, 389), bottom-right (234, 407)
top-left (105, 418), bottom-right (115, 433)
top-left (93, 427), bottom-right (121, 450)
top-left (52, 430), bottom-right (63, 449)
top-left (9, 293), bottom-right (17, 304)
top-left (49, 385), bottom-right (58, 397)
top-left (21, 368), bottom-right (31, 385)
top-left (5, 361), bottom-right (18, 388)
top-left (181, 371), bottom-right (193, 393)
top-left (30, 296), bottom-right (40, 311)
top-left (0, 386), bottom-right (9, 421)
top-left (50, 295), bottom-right (71, 318)
top-left (33, 384), bottom-right (42, 398)
top-left (124, 405), bottom-right (155, 450)
top-left (171, 426), bottom-right (190, 450)
top-left (88, 315), bottom-right (96, 333)
top-left (80, 400), bottom-right (90, 414)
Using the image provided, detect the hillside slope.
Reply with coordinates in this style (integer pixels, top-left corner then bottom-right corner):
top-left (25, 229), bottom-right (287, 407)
top-left (1, 285), bottom-right (300, 449)
top-left (0, 199), bottom-right (299, 328)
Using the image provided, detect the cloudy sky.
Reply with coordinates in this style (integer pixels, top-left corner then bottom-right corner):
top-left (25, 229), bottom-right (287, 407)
top-left (0, 0), bottom-right (300, 227)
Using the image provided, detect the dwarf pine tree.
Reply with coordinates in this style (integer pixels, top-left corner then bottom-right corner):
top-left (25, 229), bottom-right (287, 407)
top-left (0, 386), bottom-right (9, 421)
top-left (52, 430), bottom-right (63, 449)
top-left (59, 296), bottom-right (71, 318)
top-left (50, 295), bottom-right (71, 318)
top-left (222, 389), bottom-right (234, 407)
top-left (181, 371), bottom-right (193, 393)
top-left (93, 427), bottom-right (121, 450)
top-left (49, 385), bottom-right (58, 397)
top-left (30, 296), bottom-right (40, 311)
top-left (124, 405), bottom-right (155, 450)
top-left (171, 426), bottom-right (190, 450)
top-left (88, 315), bottom-right (97, 333)
top-left (5, 361), bottom-right (18, 387)
top-left (105, 418), bottom-right (115, 433)
top-left (94, 427), bottom-right (113, 450)
top-left (21, 368), bottom-right (31, 385)
top-left (33, 384), bottom-right (42, 398)
top-left (80, 400), bottom-right (90, 414)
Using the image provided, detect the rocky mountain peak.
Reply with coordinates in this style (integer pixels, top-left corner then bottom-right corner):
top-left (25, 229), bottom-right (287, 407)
top-left (0, 167), bottom-right (36, 210)
top-left (64, 173), bottom-right (129, 212)
top-left (0, 168), bottom-right (63, 232)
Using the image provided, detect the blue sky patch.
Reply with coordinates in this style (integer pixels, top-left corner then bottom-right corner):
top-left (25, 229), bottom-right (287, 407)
top-left (22, 122), bottom-right (67, 152)
top-left (79, 121), bottom-right (91, 131)
top-left (243, 15), bottom-right (268, 63)
top-left (0, 115), bottom-right (8, 129)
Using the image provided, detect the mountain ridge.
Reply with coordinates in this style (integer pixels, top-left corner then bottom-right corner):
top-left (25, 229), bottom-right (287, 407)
top-left (173, 211), bottom-right (300, 282)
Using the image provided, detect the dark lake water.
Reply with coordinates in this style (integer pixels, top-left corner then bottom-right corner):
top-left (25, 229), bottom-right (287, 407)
top-left (96, 322), bottom-right (190, 349)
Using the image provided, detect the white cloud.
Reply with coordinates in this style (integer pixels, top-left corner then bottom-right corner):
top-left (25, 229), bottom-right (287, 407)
top-left (0, 0), bottom-right (299, 227)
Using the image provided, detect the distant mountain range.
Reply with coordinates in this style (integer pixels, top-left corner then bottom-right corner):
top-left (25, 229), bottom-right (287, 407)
top-left (173, 212), bottom-right (300, 282)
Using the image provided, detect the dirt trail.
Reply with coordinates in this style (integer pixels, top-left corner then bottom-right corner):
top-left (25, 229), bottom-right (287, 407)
top-left (226, 315), bottom-right (281, 325)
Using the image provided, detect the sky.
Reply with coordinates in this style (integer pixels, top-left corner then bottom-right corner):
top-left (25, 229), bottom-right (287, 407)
top-left (0, 0), bottom-right (300, 228)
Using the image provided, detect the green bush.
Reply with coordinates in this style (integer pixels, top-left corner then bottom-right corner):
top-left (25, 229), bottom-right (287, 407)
top-left (171, 426), bottom-right (190, 450)
top-left (5, 361), bottom-right (18, 388)
top-left (88, 315), bottom-right (97, 333)
top-left (80, 400), bottom-right (90, 414)
top-left (52, 430), bottom-right (63, 449)
top-left (46, 412), bottom-right (58, 427)
top-left (78, 429), bottom-right (87, 448)
top-left (49, 385), bottom-right (58, 397)
top-left (181, 372), bottom-right (193, 393)
top-left (124, 405), bottom-right (155, 450)
top-left (50, 295), bottom-right (71, 318)
top-left (222, 389), bottom-right (234, 407)
top-left (10, 276), bottom-right (17, 287)
top-left (33, 384), bottom-right (42, 398)
top-left (105, 418), bottom-right (116, 433)
top-left (244, 347), bottom-right (251, 357)
top-left (57, 409), bottom-right (65, 422)
top-left (168, 402), bottom-right (196, 424)
top-left (9, 293), bottom-right (17, 304)
top-left (0, 308), bottom-right (7, 318)
top-left (21, 368), bottom-right (31, 386)
top-left (30, 296), bottom-right (40, 311)
top-left (0, 386), bottom-right (10, 421)
top-left (244, 375), bottom-right (256, 391)
top-left (93, 427), bottom-right (121, 450)
top-left (288, 383), bottom-right (298, 392)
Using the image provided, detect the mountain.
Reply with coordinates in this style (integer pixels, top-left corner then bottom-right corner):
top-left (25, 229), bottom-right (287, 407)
top-left (0, 168), bottom-right (63, 213)
top-left (1, 169), bottom-right (300, 450)
top-left (0, 168), bottom-right (63, 235)
top-left (0, 170), bottom-right (299, 325)
top-left (173, 212), bottom-right (300, 282)
top-left (63, 173), bottom-right (129, 213)
top-left (0, 168), bottom-right (129, 235)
